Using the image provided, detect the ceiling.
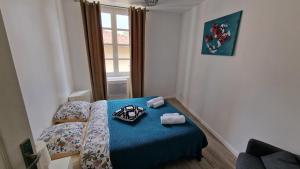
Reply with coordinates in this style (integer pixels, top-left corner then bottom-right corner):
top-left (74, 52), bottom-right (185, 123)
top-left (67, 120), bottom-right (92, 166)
top-left (101, 0), bottom-right (203, 13)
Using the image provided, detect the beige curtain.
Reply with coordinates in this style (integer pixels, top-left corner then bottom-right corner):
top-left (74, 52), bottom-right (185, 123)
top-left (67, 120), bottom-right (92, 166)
top-left (129, 7), bottom-right (146, 98)
top-left (80, 0), bottom-right (107, 101)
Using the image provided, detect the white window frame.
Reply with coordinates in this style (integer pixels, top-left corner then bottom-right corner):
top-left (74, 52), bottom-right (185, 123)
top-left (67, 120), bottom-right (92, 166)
top-left (101, 7), bottom-right (130, 77)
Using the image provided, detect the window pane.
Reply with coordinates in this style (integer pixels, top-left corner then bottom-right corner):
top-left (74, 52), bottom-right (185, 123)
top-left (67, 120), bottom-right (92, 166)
top-left (117, 31), bottom-right (129, 45)
top-left (118, 46), bottom-right (130, 58)
top-left (101, 13), bottom-right (111, 28)
top-left (103, 29), bottom-right (112, 44)
top-left (105, 60), bottom-right (114, 73)
top-left (116, 15), bottom-right (129, 29)
top-left (104, 45), bottom-right (113, 58)
top-left (118, 60), bottom-right (130, 72)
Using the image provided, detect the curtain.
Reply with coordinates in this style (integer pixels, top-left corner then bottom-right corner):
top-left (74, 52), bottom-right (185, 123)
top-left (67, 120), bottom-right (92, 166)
top-left (80, 0), bottom-right (107, 101)
top-left (129, 7), bottom-right (146, 98)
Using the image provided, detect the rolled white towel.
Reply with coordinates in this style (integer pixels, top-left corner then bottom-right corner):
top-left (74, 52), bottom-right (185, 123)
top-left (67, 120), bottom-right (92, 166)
top-left (160, 115), bottom-right (186, 125)
top-left (152, 99), bottom-right (164, 108)
top-left (147, 97), bottom-right (164, 107)
top-left (162, 113), bottom-right (179, 117)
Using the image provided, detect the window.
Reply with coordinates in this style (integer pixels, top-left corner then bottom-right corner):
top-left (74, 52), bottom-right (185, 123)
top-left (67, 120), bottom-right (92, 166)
top-left (101, 7), bottom-right (130, 77)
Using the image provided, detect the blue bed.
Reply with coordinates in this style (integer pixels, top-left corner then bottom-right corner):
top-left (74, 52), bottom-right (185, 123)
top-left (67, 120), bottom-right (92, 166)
top-left (107, 97), bottom-right (208, 169)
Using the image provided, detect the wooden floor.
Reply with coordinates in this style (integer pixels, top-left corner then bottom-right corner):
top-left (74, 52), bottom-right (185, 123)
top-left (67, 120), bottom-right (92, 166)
top-left (157, 98), bottom-right (237, 169)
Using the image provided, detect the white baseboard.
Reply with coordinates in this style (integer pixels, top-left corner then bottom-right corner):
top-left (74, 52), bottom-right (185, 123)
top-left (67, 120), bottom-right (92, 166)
top-left (176, 98), bottom-right (239, 157)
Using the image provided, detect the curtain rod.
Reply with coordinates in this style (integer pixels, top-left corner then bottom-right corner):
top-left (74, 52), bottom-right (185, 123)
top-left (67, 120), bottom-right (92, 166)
top-left (101, 4), bottom-right (149, 12)
top-left (74, 0), bottom-right (149, 11)
top-left (102, 4), bottom-right (128, 9)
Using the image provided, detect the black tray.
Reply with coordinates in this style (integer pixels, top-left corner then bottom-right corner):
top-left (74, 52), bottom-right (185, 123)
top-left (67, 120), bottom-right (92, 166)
top-left (113, 105), bottom-right (145, 122)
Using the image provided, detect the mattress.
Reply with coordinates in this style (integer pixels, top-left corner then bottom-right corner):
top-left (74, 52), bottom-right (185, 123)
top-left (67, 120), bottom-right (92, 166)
top-left (108, 97), bottom-right (208, 169)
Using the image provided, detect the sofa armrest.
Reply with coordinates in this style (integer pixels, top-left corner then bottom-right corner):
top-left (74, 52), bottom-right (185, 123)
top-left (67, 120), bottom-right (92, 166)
top-left (236, 153), bottom-right (265, 169)
top-left (246, 139), bottom-right (283, 157)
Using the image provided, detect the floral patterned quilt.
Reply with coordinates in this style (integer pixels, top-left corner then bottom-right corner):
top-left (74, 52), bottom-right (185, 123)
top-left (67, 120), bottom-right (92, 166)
top-left (81, 100), bottom-right (112, 169)
top-left (38, 122), bottom-right (85, 160)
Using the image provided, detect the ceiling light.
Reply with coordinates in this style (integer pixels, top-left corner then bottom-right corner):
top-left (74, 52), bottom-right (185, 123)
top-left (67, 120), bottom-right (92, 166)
top-left (144, 0), bottom-right (158, 6)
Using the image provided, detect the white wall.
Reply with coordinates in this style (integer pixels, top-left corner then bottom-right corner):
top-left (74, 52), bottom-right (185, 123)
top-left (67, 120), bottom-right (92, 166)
top-left (176, 7), bottom-right (199, 103)
top-left (144, 11), bottom-right (181, 97)
top-left (177, 0), bottom-right (300, 155)
top-left (0, 9), bottom-right (34, 169)
top-left (1, 0), bottom-right (74, 139)
top-left (61, 0), bottom-right (91, 91)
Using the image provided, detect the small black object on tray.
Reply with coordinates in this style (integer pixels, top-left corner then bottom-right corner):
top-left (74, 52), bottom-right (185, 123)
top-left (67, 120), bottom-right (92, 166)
top-left (113, 105), bottom-right (145, 122)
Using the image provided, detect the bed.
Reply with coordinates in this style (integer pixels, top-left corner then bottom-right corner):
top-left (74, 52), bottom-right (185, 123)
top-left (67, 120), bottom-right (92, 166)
top-left (107, 97), bottom-right (208, 169)
top-left (56, 97), bottom-right (207, 169)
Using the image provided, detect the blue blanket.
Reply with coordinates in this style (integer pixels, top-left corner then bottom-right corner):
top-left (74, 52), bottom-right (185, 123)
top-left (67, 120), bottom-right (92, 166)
top-left (108, 97), bottom-right (208, 169)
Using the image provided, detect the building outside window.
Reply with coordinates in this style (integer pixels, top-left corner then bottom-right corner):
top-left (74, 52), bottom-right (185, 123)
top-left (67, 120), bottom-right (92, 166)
top-left (101, 7), bottom-right (130, 77)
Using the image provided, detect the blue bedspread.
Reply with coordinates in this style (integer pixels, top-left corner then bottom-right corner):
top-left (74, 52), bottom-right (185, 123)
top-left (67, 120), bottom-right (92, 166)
top-left (108, 97), bottom-right (208, 169)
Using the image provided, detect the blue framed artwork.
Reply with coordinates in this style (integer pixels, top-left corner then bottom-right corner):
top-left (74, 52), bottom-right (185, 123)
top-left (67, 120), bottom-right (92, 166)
top-left (201, 11), bottom-right (243, 56)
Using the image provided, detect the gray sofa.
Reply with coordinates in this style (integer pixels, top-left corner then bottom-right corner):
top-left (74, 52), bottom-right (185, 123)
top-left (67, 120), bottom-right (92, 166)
top-left (236, 139), bottom-right (300, 169)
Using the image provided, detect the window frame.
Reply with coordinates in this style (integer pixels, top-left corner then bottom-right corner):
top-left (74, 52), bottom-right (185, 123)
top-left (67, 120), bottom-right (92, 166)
top-left (101, 7), bottom-right (130, 77)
